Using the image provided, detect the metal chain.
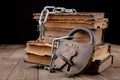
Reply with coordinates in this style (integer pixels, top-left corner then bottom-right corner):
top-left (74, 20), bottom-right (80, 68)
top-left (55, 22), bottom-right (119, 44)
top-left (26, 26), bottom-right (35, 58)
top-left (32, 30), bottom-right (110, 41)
top-left (38, 6), bottom-right (77, 40)
top-left (39, 6), bottom-right (55, 25)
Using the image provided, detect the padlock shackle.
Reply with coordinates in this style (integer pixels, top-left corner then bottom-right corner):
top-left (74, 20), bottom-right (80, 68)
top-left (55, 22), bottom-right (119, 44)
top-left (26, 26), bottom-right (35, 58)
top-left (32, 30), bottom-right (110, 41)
top-left (67, 26), bottom-right (96, 45)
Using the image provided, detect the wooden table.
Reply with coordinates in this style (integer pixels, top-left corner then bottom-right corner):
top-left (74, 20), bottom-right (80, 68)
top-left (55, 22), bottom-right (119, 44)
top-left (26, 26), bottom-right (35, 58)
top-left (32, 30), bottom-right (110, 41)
top-left (0, 44), bottom-right (120, 80)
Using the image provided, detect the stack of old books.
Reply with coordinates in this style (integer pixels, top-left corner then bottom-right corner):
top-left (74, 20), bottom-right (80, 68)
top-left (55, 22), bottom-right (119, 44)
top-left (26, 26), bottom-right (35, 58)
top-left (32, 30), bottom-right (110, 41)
top-left (25, 7), bottom-right (113, 74)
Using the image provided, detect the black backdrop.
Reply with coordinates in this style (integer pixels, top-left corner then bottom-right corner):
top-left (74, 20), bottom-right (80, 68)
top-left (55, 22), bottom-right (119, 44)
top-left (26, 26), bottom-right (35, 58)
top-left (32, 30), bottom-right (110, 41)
top-left (1, 0), bottom-right (119, 44)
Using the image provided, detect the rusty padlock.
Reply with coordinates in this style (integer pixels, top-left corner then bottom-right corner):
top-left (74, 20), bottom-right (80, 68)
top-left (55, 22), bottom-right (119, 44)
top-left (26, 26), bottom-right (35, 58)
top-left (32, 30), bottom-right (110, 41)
top-left (49, 26), bottom-right (96, 77)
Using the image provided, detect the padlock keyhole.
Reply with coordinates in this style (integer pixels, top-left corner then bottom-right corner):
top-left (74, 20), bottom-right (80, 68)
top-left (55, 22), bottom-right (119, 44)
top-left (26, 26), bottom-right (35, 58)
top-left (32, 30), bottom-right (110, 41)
top-left (67, 65), bottom-right (71, 72)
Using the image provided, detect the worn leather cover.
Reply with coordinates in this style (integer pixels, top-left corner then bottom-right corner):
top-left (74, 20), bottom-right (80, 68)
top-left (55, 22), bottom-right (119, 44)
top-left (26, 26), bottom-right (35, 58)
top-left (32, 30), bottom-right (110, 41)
top-left (84, 55), bottom-right (113, 74)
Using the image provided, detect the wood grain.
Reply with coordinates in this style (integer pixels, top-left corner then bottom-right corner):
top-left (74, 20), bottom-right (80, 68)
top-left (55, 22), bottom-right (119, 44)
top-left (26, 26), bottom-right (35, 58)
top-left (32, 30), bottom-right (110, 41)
top-left (0, 44), bottom-right (119, 80)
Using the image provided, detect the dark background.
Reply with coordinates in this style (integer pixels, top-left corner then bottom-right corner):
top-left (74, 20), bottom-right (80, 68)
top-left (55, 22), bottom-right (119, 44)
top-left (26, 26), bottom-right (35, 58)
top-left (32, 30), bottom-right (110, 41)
top-left (1, 0), bottom-right (119, 44)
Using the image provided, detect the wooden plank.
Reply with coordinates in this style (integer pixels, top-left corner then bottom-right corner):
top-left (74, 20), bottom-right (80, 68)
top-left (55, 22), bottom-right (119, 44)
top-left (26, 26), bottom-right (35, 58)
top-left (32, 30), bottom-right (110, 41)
top-left (9, 47), bottom-right (26, 59)
top-left (111, 44), bottom-right (120, 67)
top-left (112, 53), bottom-right (120, 67)
top-left (8, 59), bottom-right (38, 80)
top-left (0, 45), bottom-right (6, 49)
top-left (38, 69), bottom-right (53, 80)
top-left (0, 45), bottom-right (25, 60)
top-left (0, 59), bottom-right (19, 80)
top-left (0, 45), bottom-right (25, 80)
top-left (0, 44), bottom-right (120, 80)
top-left (115, 68), bottom-right (120, 73)
top-left (5, 45), bottom-right (38, 80)
top-left (0, 48), bottom-right (16, 60)
top-left (75, 74), bottom-right (107, 80)
top-left (8, 60), bottom-right (25, 80)
top-left (100, 67), bottom-right (120, 80)
top-left (98, 44), bottom-right (120, 80)
top-left (38, 69), bottom-right (75, 80)
top-left (6, 45), bottom-right (24, 49)
top-left (24, 63), bottom-right (38, 80)
top-left (6, 45), bottom-right (38, 80)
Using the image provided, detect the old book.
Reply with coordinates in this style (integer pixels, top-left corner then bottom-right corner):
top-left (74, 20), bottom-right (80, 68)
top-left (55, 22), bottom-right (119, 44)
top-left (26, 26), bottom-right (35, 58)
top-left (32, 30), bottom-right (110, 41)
top-left (85, 55), bottom-right (113, 74)
top-left (41, 27), bottom-right (103, 44)
top-left (93, 43), bottom-right (111, 61)
top-left (24, 41), bottom-right (56, 65)
top-left (43, 18), bottom-right (108, 29)
top-left (84, 43), bottom-right (113, 74)
top-left (33, 12), bottom-right (105, 21)
top-left (25, 53), bottom-right (51, 65)
top-left (34, 12), bottom-right (108, 45)
top-left (25, 43), bottom-right (110, 66)
top-left (25, 41), bottom-right (56, 56)
top-left (36, 18), bottom-right (108, 44)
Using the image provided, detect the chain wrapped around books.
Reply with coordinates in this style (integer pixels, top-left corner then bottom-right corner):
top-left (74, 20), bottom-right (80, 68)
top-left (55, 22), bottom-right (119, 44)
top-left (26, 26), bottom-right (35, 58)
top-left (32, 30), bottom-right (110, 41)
top-left (38, 6), bottom-right (77, 41)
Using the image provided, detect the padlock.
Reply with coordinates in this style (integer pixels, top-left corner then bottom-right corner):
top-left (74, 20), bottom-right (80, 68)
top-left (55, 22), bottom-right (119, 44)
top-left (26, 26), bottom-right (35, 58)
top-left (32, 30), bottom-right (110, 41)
top-left (49, 26), bottom-right (96, 77)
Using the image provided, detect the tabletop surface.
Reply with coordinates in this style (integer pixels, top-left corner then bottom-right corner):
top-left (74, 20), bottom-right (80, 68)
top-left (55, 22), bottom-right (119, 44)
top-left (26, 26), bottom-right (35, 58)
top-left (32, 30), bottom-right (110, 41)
top-left (0, 44), bottom-right (120, 80)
